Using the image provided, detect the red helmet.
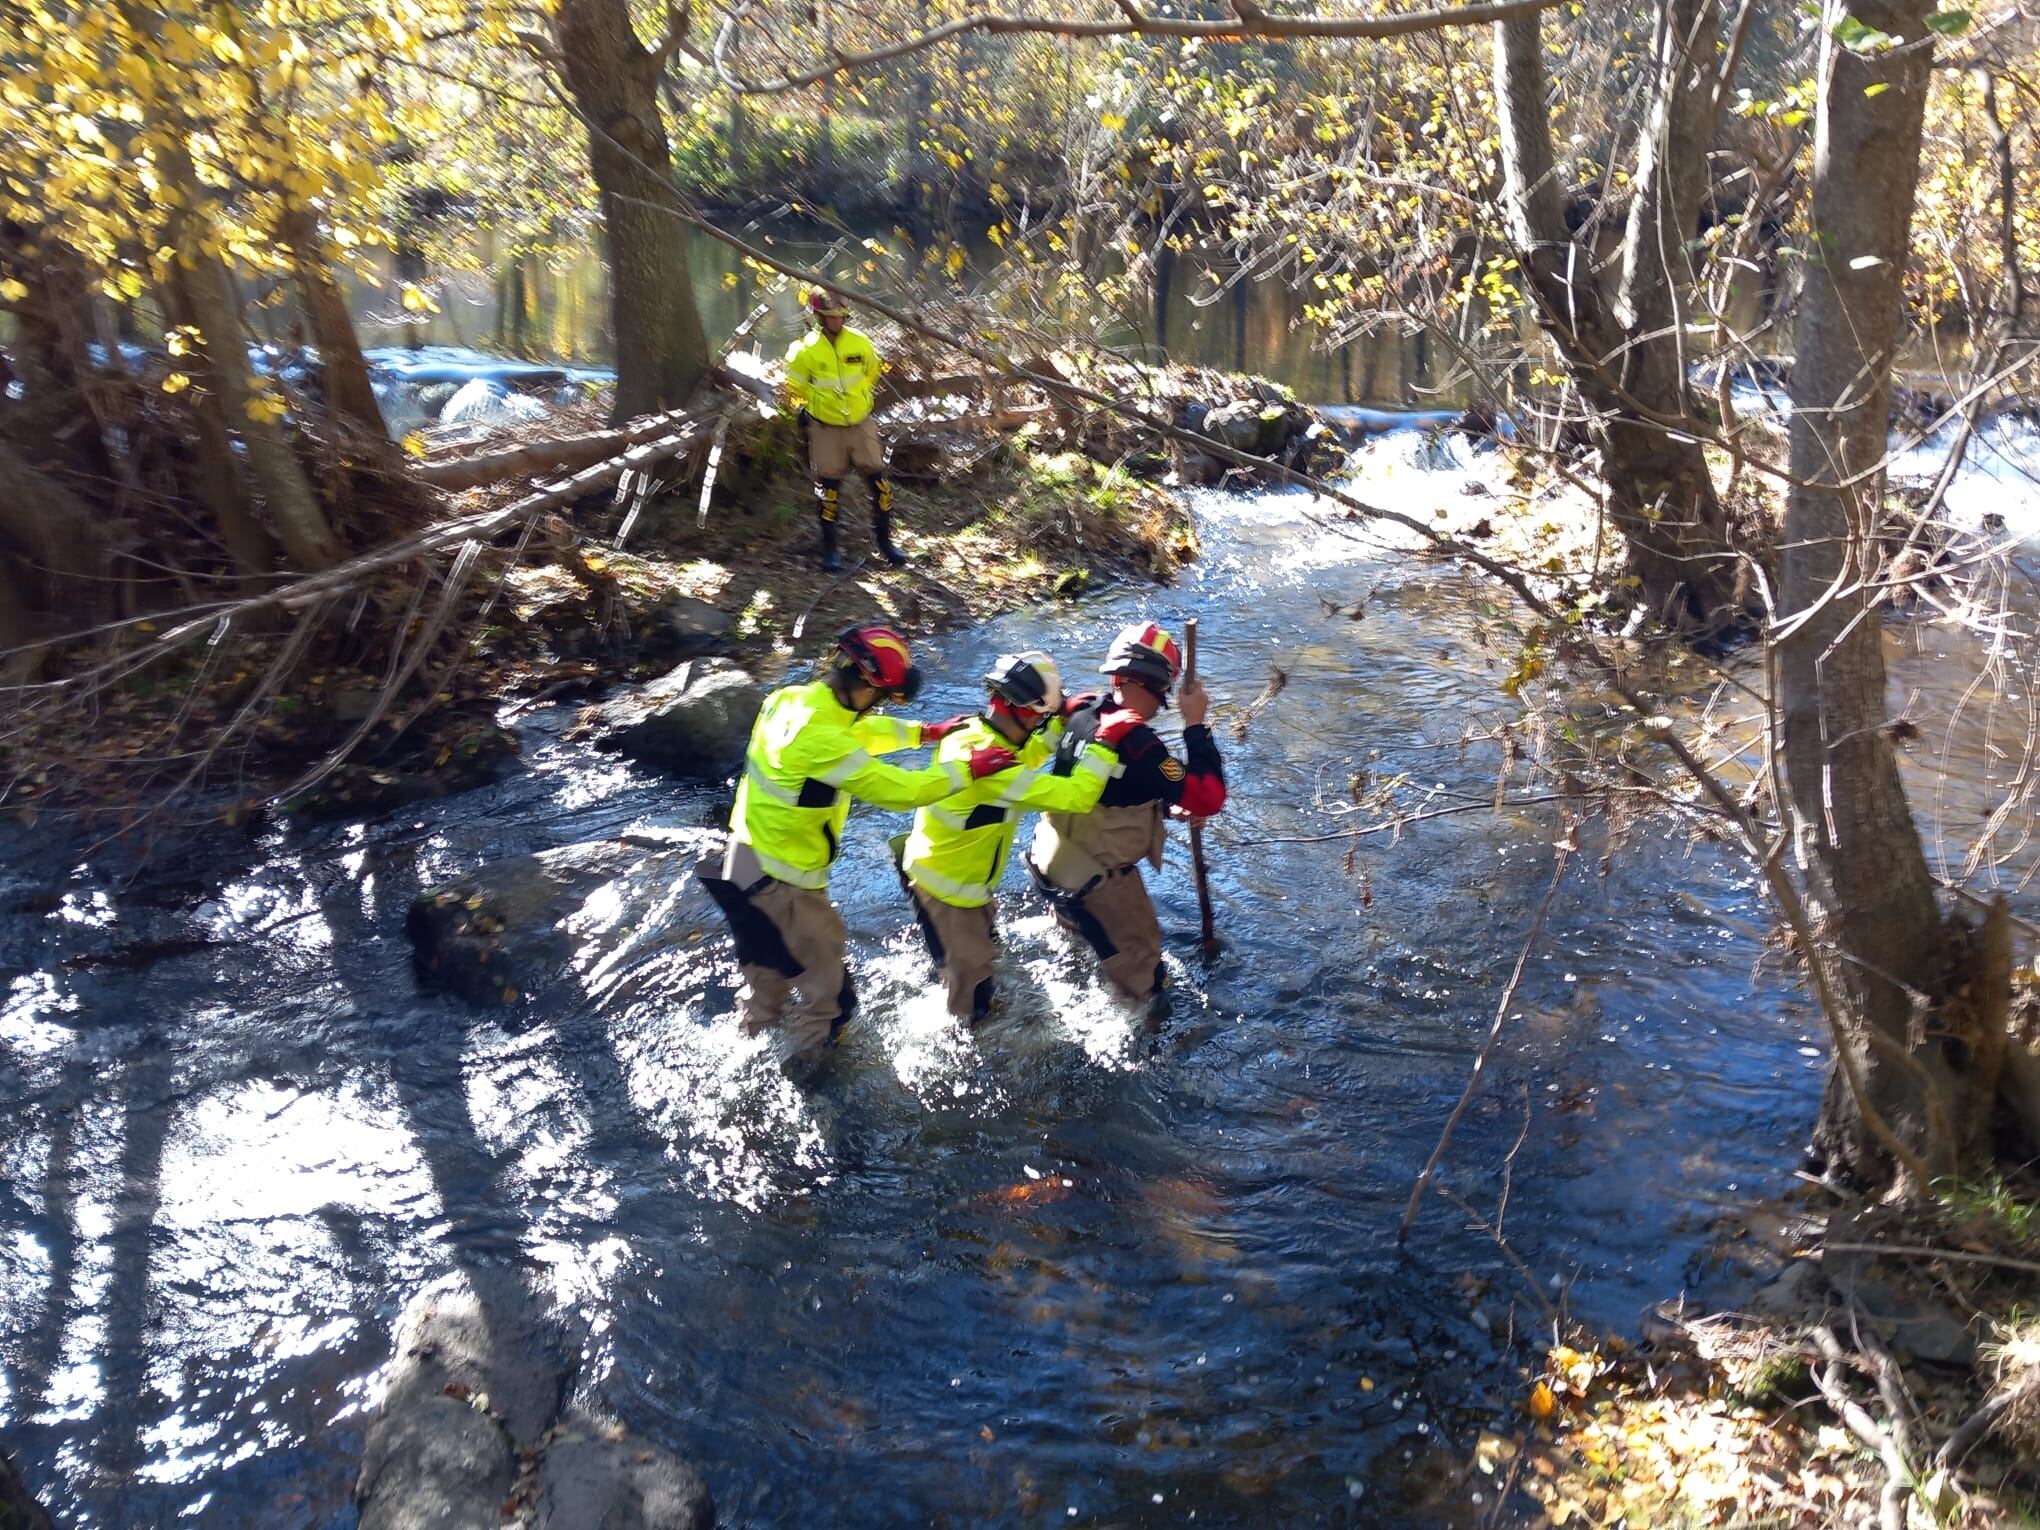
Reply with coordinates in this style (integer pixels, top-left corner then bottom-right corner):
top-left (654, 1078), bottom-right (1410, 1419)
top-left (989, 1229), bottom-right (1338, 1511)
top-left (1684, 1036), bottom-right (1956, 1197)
top-left (835, 625), bottom-right (922, 702)
top-left (1100, 621), bottom-right (1181, 696)
top-left (807, 289), bottom-right (850, 318)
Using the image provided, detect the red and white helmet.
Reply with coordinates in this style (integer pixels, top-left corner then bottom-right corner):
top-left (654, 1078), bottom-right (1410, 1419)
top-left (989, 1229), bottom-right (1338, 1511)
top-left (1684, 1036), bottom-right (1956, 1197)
top-left (806, 289), bottom-right (851, 318)
top-left (834, 624), bottom-right (922, 702)
top-left (1100, 621), bottom-right (1182, 697)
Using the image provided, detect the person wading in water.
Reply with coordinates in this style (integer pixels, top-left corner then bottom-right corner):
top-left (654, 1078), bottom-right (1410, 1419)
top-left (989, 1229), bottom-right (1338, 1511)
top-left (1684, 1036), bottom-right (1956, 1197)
top-left (893, 651), bottom-right (1114, 1027)
top-left (1026, 622), bottom-right (1226, 1016)
top-left (701, 625), bottom-right (1012, 1074)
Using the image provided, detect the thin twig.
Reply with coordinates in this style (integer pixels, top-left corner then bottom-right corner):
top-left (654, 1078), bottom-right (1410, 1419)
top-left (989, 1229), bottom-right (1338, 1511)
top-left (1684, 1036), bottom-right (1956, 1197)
top-left (1399, 845), bottom-right (1569, 1243)
top-left (1822, 1241), bottom-right (2040, 1278)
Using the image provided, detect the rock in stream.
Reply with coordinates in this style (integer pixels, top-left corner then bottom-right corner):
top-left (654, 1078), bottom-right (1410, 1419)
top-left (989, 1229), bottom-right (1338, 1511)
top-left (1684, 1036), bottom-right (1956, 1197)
top-left (596, 658), bottom-right (763, 778)
top-left (356, 1270), bottom-right (711, 1530)
top-left (406, 836), bottom-right (710, 1008)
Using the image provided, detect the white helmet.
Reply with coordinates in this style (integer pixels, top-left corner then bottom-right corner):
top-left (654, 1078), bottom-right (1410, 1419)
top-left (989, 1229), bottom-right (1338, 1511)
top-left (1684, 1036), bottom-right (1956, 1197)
top-left (985, 650), bottom-right (1062, 722)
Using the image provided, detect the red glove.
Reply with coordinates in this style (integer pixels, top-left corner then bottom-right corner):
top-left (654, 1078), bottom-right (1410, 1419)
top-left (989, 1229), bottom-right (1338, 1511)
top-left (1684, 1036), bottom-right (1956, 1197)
top-left (919, 714), bottom-right (973, 743)
top-left (966, 744), bottom-right (1016, 779)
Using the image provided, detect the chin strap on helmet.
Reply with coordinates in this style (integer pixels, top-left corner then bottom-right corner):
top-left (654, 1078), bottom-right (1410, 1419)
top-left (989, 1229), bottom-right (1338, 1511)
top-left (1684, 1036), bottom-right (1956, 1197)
top-left (984, 650), bottom-right (1062, 732)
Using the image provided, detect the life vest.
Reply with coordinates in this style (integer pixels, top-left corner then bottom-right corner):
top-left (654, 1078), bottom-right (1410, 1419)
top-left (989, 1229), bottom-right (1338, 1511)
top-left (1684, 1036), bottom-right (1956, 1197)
top-left (901, 717), bottom-right (1111, 906)
top-left (784, 325), bottom-right (881, 427)
top-left (728, 679), bottom-right (928, 889)
top-left (1029, 698), bottom-right (1165, 890)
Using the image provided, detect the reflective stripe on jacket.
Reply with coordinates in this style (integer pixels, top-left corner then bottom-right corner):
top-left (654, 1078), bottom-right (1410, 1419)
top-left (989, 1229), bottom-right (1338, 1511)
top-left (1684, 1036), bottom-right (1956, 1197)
top-left (730, 679), bottom-right (967, 889)
top-left (902, 717), bottom-right (1112, 907)
top-left (785, 325), bottom-right (881, 427)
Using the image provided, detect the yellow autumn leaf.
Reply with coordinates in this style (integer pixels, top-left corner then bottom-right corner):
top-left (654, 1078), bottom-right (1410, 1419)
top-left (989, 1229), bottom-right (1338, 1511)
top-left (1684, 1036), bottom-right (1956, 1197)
top-left (0, 277), bottom-right (26, 303)
top-left (400, 432), bottom-right (427, 458)
top-left (1527, 1380), bottom-right (1557, 1419)
top-left (162, 372), bottom-right (192, 394)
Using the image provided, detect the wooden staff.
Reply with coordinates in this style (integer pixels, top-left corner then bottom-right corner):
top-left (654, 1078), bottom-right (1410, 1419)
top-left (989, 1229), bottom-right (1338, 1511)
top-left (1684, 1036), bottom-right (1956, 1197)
top-left (1183, 618), bottom-right (1220, 956)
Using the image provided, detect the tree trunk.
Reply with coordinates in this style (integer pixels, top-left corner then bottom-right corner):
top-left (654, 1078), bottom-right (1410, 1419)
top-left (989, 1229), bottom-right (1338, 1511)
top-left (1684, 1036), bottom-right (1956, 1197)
top-left (161, 272), bottom-right (282, 581)
top-left (1493, 8), bottom-right (1749, 637)
top-left (171, 223), bottom-right (344, 571)
top-left (0, 222), bottom-right (117, 480)
top-left (1779, 0), bottom-right (1996, 1190)
top-left (279, 202), bottom-right (387, 436)
top-left (116, 0), bottom-right (340, 570)
top-left (0, 440), bottom-right (110, 593)
top-left (0, 556), bottom-right (46, 683)
top-left (553, 0), bottom-right (712, 424)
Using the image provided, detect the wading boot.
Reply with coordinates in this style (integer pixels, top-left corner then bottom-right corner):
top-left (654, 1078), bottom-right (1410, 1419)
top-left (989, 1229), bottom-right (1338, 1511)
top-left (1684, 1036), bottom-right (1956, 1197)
top-left (815, 480), bottom-right (844, 572)
top-left (868, 474), bottom-right (908, 566)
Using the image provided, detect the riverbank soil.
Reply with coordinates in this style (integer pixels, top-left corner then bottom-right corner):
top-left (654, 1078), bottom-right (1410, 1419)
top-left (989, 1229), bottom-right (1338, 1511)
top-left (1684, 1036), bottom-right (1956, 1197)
top-left (1480, 1182), bottom-right (2040, 1527)
top-left (0, 400), bottom-right (1195, 828)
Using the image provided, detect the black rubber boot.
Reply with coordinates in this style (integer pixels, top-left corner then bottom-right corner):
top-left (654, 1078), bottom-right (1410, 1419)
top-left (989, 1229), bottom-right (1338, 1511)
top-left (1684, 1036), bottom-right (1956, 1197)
top-left (872, 513), bottom-right (907, 567)
top-left (815, 480), bottom-right (843, 572)
top-left (868, 474), bottom-right (908, 566)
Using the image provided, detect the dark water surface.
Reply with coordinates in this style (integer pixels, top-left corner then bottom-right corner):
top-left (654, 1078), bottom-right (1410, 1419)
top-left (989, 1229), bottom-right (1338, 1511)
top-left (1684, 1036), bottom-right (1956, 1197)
top-left (344, 223), bottom-right (1459, 410)
top-left (4, 421), bottom-right (2038, 1526)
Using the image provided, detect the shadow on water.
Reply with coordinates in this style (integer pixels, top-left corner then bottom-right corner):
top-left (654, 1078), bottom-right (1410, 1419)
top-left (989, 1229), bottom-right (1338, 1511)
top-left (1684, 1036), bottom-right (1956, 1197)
top-left (5, 417), bottom-right (2040, 1525)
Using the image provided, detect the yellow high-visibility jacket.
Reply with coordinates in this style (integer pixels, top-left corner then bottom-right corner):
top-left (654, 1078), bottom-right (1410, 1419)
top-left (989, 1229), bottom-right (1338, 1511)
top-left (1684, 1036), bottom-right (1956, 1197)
top-left (732, 680), bottom-right (968, 890)
top-left (901, 717), bottom-right (1113, 907)
top-left (784, 325), bottom-right (881, 427)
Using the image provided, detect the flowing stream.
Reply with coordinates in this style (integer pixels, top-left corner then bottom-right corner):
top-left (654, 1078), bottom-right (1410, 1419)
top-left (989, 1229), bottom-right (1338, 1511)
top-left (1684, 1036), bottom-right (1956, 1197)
top-left (5, 396), bottom-right (2040, 1526)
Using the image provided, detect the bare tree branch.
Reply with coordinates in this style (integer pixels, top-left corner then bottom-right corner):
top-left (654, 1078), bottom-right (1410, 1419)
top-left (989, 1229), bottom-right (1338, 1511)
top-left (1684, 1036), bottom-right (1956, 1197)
top-left (712, 0), bottom-right (1563, 94)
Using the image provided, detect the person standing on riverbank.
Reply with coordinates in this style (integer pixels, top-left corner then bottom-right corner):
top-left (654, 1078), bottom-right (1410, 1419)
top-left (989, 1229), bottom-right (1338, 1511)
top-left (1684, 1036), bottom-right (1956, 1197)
top-left (1026, 622), bottom-right (1225, 1014)
top-left (894, 651), bottom-right (1115, 1026)
top-left (785, 290), bottom-right (906, 572)
top-left (701, 625), bottom-right (1013, 1072)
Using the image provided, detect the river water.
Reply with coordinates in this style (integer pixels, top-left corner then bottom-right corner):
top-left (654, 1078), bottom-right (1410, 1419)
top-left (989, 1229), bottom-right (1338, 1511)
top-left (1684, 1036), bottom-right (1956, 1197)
top-left (344, 225), bottom-right (1462, 410)
top-left (5, 386), bottom-right (2040, 1525)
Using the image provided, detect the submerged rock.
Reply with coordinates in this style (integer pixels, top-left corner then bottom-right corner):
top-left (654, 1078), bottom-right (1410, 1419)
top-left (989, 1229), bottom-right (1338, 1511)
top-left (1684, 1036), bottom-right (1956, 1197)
top-left (1, 1448), bottom-right (53, 1530)
top-left (598, 659), bottom-right (763, 778)
top-left (406, 838), bottom-right (699, 1007)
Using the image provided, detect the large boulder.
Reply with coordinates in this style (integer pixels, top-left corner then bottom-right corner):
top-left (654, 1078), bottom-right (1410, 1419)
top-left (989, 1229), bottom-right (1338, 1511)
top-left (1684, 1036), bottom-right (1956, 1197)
top-left (357, 1273), bottom-right (716, 1530)
top-left (357, 1399), bottom-right (515, 1530)
top-left (535, 1433), bottom-right (714, 1530)
top-left (598, 659), bottom-right (763, 778)
top-left (656, 596), bottom-right (735, 659)
top-left (1197, 399), bottom-right (1269, 456)
top-left (375, 1270), bottom-right (576, 1445)
top-left (357, 1270), bottom-right (571, 1530)
top-left (406, 837), bottom-right (704, 1007)
top-left (1197, 398), bottom-right (1312, 462)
